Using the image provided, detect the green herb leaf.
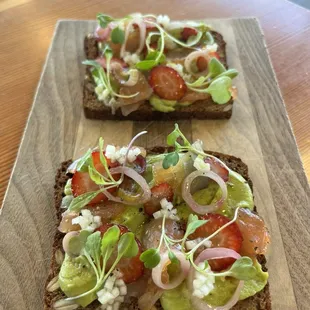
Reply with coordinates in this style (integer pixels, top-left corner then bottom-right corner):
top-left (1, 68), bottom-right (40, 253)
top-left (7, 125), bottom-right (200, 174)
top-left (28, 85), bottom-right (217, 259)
top-left (82, 59), bottom-right (102, 70)
top-left (162, 152), bottom-right (180, 169)
top-left (68, 190), bottom-right (100, 212)
top-left (111, 27), bottom-right (125, 44)
top-left (185, 218), bottom-right (208, 237)
top-left (140, 248), bottom-right (161, 269)
top-left (168, 251), bottom-right (179, 265)
top-left (135, 60), bottom-right (157, 71)
top-left (101, 225), bottom-right (120, 259)
top-left (85, 231), bottom-right (102, 266)
top-left (145, 50), bottom-right (166, 64)
top-left (97, 13), bottom-right (114, 28)
top-left (167, 127), bottom-right (181, 146)
top-left (216, 68), bottom-right (239, 80)
top-left (68, 230), bottom-right (92, 256)
top-left (76, 148), bottom-right (92, 172)
top-left (98, 138), bottom-right (110, 176)
top-left (206, 76), bottom-right (232, 104)
top-left (226, 257), bottom-right (257, 280)
top-left (118, 232), bottom-right (139, 258)
top-left (208, 57), bottom-right (226, 78)
top-left (88, 165), bottom-right (107, 185)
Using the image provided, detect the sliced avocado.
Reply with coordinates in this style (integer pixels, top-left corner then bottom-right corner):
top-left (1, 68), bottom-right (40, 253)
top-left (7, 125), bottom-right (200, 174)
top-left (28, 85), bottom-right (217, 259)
top-left (176, 203), bottom-right (192, 221)
top-left (212, 170), bottom-right (254, 218)
top-left (149, 95), bottom-right (177, 112)
top-left (204, 259), bottom-right (269, 306)
top-left (176, 101), bottom-right (192, 107)
top-left (160, 282), bottom-right (192, 310)
top-left (160, 260), bottom-right (268, 309)
top-left (58, 254), bottom-right (97, 307)
top-left (112, 205), bottom-right (147, 239)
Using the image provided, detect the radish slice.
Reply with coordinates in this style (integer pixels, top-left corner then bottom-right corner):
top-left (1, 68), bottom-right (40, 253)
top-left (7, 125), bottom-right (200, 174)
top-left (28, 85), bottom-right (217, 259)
top-left (184, 50), bottom-right (210, 76)
top-left (103, 166), bottom-right (151, 205)
top-left (182, 170), bottom-right (227, 214)
top-left (121, 17), bottom-right (146, 57)
top-left (152, 250), bottom-right (190, 290)
top-left (187, 248), bottom-right (243, 310)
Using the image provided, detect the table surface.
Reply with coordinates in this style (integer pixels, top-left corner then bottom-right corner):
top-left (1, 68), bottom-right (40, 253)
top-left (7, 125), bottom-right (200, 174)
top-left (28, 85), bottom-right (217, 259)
top-left (0, 0), bottom-right (310, 206)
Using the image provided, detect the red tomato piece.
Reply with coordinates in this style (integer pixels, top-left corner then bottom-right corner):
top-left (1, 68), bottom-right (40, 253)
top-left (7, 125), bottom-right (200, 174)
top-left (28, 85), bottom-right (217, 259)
top-left (190, 213), bottom-right (243, 271)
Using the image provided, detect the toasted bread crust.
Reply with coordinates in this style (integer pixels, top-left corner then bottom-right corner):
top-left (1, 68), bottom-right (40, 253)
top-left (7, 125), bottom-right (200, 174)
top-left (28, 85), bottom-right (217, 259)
top-left (44, 150), bottom-right (271, 309)
top-left (82, 31), bottom-right (234, 120)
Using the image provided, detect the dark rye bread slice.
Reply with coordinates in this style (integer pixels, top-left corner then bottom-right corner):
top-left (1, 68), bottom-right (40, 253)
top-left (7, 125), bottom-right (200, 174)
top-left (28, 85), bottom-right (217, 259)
top-left (82, 31), bottom-right (234, 121)
top-left (44, 150), bottom-right (271, 309)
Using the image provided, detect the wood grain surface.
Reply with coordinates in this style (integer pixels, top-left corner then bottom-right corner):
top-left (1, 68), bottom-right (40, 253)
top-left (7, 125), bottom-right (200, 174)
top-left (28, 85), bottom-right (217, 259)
top-left (1, 0), bottom-right (310, 209)
top-left (0, 18), bottom-right (309, 310)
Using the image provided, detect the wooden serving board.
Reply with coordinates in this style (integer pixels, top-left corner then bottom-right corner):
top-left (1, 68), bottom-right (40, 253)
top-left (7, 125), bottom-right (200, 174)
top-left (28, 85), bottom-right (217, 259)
top-left (0, 19), bottom-right (309, 310)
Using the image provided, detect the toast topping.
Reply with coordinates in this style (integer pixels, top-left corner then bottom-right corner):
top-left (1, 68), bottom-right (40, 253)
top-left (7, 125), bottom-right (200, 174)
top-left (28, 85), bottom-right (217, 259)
top-left (83, 13), bottom-right (239, 116)
top-left (50, 125), bottom-right (270, 309)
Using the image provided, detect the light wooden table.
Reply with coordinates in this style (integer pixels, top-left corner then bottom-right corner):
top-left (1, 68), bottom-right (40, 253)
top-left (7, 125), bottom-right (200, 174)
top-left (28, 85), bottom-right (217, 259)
top-left (0, 0), bottom-right (309, 205)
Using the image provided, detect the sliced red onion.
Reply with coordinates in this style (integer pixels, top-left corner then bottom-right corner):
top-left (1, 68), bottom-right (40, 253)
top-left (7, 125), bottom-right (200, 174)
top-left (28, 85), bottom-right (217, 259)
top-left (187, 248), bottom-right (243, 310)
top-left (204, 157), bottom-right (229, 182)
top-left (120, 18), bottom-right (146, 57)
top-left (62, 231), bottom-right (79, 254)
top-left (184, 50), bottom-right (210, 76)
top-left (103, 166), bottom-right (151, 205)
top-left (152, 250), bottom-right (190, 290)
top-left (182, 170), bottom-right (227, 214)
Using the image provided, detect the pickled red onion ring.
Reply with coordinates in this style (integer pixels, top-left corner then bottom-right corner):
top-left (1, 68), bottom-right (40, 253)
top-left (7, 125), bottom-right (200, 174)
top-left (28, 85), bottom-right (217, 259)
top-left (182, 170), bottom-right (227, 214)
top-left (184, 50), bottom-right (210, 76)
top-left (187, 248), bottom-right (243, 310)
top-left (152, 250), bottom-right (190, 290)
top-left (120, 18), bottom-right (146, 57)
top-left (103, 166), bottom-right (151, 205)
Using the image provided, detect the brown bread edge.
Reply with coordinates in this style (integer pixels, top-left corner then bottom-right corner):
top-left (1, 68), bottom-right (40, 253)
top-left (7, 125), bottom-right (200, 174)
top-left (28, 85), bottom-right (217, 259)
top-left (44, 149), bottom-right (271, 309)
top-left (82, 31), bottom-right (234, 121)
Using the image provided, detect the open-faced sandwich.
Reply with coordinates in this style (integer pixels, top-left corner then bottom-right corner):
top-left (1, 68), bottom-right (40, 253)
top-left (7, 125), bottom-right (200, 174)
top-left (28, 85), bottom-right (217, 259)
top-left (44, 125), bottom-right (271, 310)
top-left (83, 13), bottom-right (238, 120)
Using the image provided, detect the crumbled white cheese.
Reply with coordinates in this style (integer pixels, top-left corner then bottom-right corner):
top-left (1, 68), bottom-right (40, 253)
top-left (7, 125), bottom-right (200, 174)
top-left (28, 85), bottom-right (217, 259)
top-left (156, 14), bottom-right (170, 28)
top-left (95, 85), bottom-right (110, 102)
top-left (123, 53), bottom-right (141, 67)
top-left (205, 43), bottom-right (218, 53)
top-left (71, 209), bottom-right (102, 232)
top-left (194, 155), bottom-right (210, 171)
top-left (185, 238), bottom-right (212, 250)
top-left (105, 145), bottom-right (141, 164)
top-left (166, 62), bottom-right (191, 82)
top-left (167, 62), bottom-right (184, 76)
top-left (192, 140), bottom-right (204, 152)
top-left (193, 262), bottom-right (215, 299)
top-left (97, 273), bottom-right (127, 310)
top-left (153, 198), bottom-right (180, 221)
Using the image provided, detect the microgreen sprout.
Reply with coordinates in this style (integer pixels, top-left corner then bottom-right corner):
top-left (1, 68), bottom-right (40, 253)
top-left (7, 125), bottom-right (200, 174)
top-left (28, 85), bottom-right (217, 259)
top-left (162, 124), bottom-right (230, 171)
top-left (68, 131), bottom-right (147, 212)
top-left (66, 226), bottom-right (139, 301)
